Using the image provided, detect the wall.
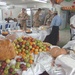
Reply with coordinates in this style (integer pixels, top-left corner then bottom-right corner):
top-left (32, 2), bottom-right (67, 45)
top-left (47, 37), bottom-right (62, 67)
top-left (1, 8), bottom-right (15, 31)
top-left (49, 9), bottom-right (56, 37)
top-left (60, 0), bottom-right (75, 7)
top-left (1, 2), bottom-right (53, 20)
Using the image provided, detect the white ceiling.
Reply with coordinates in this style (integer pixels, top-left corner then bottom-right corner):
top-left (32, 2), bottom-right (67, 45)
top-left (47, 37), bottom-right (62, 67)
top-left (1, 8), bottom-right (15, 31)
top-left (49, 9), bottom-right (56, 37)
top-left (1, 0), bottom-right (50, 5)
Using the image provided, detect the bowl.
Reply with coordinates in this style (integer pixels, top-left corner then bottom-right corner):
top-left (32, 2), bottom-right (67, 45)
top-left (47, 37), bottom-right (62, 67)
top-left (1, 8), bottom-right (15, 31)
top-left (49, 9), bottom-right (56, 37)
top-left (2, 31), bottom-right (9, 36)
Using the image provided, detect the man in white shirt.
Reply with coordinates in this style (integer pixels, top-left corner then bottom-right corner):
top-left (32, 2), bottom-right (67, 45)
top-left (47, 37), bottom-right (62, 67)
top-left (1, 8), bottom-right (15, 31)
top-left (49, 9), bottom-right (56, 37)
top-left (70, 14), bottom-right (75, 40)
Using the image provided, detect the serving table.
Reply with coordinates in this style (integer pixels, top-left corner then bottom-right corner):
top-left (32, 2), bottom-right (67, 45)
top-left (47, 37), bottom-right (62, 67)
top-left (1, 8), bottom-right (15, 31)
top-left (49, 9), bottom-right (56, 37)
top-left (10, 26), bottom-right (52, 42)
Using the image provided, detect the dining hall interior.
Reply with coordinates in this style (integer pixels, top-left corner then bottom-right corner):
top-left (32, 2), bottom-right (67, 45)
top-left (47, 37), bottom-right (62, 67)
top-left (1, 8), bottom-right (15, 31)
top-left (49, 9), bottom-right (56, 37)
top-left (0, 0), bottom-right (75, 75)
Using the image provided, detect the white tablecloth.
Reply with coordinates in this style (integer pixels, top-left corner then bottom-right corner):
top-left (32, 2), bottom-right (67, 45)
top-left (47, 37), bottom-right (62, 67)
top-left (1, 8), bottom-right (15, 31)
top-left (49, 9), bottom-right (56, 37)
top-left (27, 28), bottom-right (51, 41)
top-left (63, 40), bottom-right (75, 50)
top-left (22, 52), bottom-right (53, 75)
top-left (55, 55), bottom-right (75, 75)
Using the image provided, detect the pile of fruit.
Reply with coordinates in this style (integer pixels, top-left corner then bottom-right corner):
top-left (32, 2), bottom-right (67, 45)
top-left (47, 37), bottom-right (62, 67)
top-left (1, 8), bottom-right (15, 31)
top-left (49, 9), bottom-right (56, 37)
top-left (0, 36), bottom-right (50, 75)
top-left (13, 36), bottom-right (50, 56)
top-left (0, 57), bottom-right (28, 75)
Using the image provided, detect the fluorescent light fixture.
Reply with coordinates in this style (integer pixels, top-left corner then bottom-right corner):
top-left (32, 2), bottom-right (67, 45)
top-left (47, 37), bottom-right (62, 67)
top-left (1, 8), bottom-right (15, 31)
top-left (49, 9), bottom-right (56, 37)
top-left (34, 0), bottom-right (47, 3)
top-left (0, 2), bottom-right (6, 5)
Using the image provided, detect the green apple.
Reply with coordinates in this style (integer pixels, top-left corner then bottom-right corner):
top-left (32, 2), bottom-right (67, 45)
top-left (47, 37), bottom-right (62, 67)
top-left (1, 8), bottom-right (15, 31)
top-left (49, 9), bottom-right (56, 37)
top-left (6, 59), bottom-right (11, 64)
top-left (15, 62), bottom-right (20, 69)
top-left (26, 63), bottom-right (31, 68)
top-left (22, 45), bottom-right (25, 48)
top-left (12, 71), bottom-right (16, 74)
top-left (5, 66), bottom-right (9, 70)
top-left (29, 46), bottom-right (32, 49)
top-left (25, 50), bottom-right (29, 54)
top-left (18, 49), bottom-right (21, 53)
top-left (43, 49), bottom-right (46, 51)
top-left (26, 54), bottom-right (30, 58)
top-left (10, 65), bottom-right (15, 69)
top-left (4, 69), bottom-right (8, 74)
top-left (24, 58), bottom-right (29, 63)
top-left (26, 42), bottom-right (30, 46)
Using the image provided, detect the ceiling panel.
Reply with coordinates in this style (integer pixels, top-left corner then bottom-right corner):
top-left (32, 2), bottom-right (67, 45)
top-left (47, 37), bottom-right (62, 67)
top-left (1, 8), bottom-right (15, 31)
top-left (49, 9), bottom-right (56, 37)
top-left (1, 0), bottom-right (49, 5)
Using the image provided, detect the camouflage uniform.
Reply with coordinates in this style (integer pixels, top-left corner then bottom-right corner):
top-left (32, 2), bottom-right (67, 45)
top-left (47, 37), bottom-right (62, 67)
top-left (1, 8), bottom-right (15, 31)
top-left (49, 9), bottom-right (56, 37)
top-left (44, 13), bottom-right (54, 26)
top-left (33, 12), bottom-right (41, 27)
top-left (18, 12), bottom-right (29, 30)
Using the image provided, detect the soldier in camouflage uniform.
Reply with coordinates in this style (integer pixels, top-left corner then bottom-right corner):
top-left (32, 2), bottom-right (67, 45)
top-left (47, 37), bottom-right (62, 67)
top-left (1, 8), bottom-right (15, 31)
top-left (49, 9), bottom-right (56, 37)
top-left (33, 8), bottom-right (42, 27)
top-left (44, 10), bottom-right (54, 26)
top-left (18, 8), bottom-right (29, 30)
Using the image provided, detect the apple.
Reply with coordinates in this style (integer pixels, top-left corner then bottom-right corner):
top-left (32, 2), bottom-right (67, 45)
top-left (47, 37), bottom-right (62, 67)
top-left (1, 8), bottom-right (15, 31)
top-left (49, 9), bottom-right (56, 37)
top-left (8, 68), bottom-right (14, 73)
top-left (16, 58), bottom-right (21, 62)
top-left (29, 46), bottom-right (32, 49)
top-left (25, 42), bottom-right (30, 46)
top-left (6, 59), bottom-right (11, 64)
top-left (39, 49), bottom-right (42, 52)
top-left (20, 58), bottom-right (24, 62)
top-left (10, 65), bottom-right (15, 69)
top-left (0, 67), bottom-right (4, 73)
top-left (4, 69), bottom-right (8, 74)
top-left (14, 73), bottom-right (19, 75)
top-left (25, 50), bottom-right (29, 54)
top-left (16, 51), bottom-right (18, 54)
top-left (16, 45), bottom-right (20, 48)
top-left (24, 58), bottom-right (29, 63)
top-left (25, 46), bottom-right (29, 50)
top-left (18, 49), bottom-right (21, 53)
top-left (26, 63), bottom-right (31, 68)
top-left (15, 62), bottom-right (20, 69)
top-left (22, 45), bottom-right (25, 48)
top-left (35, 49), bottom-right (38, 52)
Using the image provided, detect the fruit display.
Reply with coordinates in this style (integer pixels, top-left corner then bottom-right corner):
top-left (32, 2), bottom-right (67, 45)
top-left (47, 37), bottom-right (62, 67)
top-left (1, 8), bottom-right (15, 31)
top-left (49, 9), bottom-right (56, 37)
top-left (13, 36), bottom-right (50, 66)
top-left (13, 36), bottom-right (50, 55)
top-left (0, 57), bottom-right (28, 75)
top-left (0, 36), bottom-right (51, 75)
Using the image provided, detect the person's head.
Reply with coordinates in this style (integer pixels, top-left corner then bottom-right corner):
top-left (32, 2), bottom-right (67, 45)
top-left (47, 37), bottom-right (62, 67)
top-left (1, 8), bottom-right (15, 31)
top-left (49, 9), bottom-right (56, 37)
top-left (21, 8), bottom-right (26, 13)
top-left (37, 8), bottom-right (42, 13)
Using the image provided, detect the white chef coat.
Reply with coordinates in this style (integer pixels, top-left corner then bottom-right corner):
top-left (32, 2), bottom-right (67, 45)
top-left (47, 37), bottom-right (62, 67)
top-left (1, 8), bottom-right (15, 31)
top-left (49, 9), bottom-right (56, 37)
top-left (70, 15), bottom-right (75, 35)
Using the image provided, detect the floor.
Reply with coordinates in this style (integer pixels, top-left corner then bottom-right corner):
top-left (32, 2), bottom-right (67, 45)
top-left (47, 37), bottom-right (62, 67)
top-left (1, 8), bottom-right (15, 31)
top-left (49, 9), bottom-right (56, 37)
top-left (57, 25), bottom-right (70, 48)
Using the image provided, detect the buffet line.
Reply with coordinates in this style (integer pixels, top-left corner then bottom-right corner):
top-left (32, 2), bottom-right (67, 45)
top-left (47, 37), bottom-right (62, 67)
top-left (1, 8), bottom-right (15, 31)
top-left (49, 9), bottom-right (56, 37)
top-left (0, 25), bottom-right (75, 75)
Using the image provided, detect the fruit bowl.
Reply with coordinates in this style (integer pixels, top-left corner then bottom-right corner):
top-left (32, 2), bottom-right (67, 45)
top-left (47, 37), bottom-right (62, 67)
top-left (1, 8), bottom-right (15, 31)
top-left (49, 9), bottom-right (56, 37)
top-left (26, 29), bottom-right (32, 34)
top-left (2, 31), bottom-right (9, 36)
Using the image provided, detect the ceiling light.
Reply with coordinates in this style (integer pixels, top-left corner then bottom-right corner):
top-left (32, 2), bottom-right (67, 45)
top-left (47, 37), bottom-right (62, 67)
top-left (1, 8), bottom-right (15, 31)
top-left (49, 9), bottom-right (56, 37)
top-left (0, 2), bottom-right (6, 5)
top-left (34, 0), bottom-right (47, 3)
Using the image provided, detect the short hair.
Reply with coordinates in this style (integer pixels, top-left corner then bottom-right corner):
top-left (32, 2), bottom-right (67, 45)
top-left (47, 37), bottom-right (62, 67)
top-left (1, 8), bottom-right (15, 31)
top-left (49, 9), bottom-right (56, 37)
top-left (38, 8), bottom-right (42, 11)
top-left (22, 8), bottom-right (26, 11)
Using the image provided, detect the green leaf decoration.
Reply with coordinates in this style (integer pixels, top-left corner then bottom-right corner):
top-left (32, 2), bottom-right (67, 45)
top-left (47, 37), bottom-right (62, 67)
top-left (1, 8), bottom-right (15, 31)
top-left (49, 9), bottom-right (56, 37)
top-left (65, 0), bottom-right (71, 2)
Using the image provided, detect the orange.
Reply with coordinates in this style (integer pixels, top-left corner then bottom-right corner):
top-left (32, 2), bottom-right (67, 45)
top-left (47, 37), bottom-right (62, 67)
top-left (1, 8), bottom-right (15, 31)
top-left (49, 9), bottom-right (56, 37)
top-left (30, 49), bottom-right (34, 53)
top-left (30, 42), bottom-right (33, 46)
top-left (34, 51), bottom-right (39, 54)
top-left (46, 47), bottom-right (50, 51)
top-left (29, 60), bottom-right (34, 64)
top-left (32, 48), bottom-right (35, 51)
top-left (18, 52), bottom-right (22, 56)
top-left (36, 46), bottom-right (39, 49)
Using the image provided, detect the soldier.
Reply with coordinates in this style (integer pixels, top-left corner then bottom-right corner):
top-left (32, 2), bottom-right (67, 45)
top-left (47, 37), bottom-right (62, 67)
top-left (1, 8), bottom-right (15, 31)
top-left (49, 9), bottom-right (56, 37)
top-left (44, 9), bottom-right (54, 26)
top-left (18, 8), bottom-right (29, 30)
top-left (33, 8), bottom-right (42, 27)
